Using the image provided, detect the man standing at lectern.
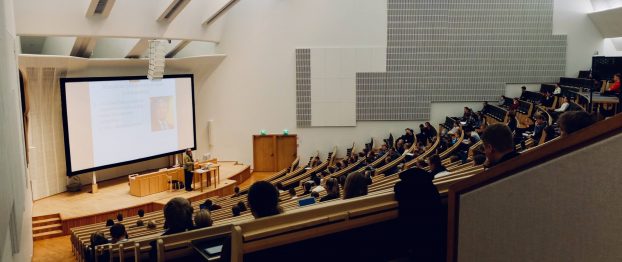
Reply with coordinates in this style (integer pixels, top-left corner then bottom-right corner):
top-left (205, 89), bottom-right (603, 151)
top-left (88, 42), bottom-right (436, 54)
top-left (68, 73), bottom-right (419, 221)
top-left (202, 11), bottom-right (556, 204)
top-left (183, 149), bottom-right (195, 191)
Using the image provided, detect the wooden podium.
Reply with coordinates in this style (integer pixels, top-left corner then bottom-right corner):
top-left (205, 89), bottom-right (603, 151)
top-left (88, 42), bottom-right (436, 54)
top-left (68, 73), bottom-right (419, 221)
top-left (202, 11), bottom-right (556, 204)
top-left (128, 168), bottom-right (183, 197)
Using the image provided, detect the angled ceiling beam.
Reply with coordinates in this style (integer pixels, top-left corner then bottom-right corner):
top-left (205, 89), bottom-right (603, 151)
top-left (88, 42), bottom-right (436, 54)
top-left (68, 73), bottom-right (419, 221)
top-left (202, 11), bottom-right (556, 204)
top-left (70, 37), bottom-right (97, 58)
top-left (165, 40), bottom-right (191, 58)
top-left (125, 39), bottom-right (150, 59)
top-left (157, 0), bottom-right (191, 23)
top-left (203, 0), bottom-right (239, 26)
top-left (589, 6), bottom-right (622, 38)
top-left (86, 0), bottom-right (116, 18)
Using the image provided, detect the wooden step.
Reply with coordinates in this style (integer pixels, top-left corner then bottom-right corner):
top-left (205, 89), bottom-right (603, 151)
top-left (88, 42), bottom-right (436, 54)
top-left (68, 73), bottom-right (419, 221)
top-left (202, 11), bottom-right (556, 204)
top-left (33, 223), bottom-right (62, 234)
top-left (33, 230), bottom-right (64, 241)
top-left (32, 217), bottom-right (61, 227)
top-left (32, 213), bottom-right (60, 221)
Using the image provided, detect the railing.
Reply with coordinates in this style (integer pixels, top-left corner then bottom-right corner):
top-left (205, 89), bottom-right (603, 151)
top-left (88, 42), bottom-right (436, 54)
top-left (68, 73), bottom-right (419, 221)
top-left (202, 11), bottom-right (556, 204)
top-left (446, 113), bottom-right (622, 262)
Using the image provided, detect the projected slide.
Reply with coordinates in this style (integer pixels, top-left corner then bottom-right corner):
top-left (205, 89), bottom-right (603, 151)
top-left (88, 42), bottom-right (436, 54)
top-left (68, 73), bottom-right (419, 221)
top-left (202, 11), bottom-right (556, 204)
top-left (61, 75), bottom-right (195, 175)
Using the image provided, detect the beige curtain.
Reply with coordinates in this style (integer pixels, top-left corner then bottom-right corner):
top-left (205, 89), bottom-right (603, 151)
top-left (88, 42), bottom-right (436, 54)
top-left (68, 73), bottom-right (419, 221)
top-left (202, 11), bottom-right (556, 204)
top-left (25, 66), bottom-right (67, 200)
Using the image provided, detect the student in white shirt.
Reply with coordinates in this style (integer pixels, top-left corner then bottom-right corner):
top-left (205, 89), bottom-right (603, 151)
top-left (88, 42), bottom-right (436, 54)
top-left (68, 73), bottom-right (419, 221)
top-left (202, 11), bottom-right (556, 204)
top-left (555, 96), bottom-right (570, 112)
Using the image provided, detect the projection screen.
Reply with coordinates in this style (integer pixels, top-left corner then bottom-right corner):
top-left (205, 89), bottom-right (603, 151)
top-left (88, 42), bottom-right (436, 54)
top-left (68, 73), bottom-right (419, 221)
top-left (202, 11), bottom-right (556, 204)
top-left (60, 74), bottom-right (196, 176)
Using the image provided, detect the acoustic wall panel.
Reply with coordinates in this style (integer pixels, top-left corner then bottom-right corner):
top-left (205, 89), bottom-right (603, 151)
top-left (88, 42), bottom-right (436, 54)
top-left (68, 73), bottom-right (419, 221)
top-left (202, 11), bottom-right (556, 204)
top-left (295, 49), bottom-right (312, 127)
top-left (296, 0), bottom-right (567, 125)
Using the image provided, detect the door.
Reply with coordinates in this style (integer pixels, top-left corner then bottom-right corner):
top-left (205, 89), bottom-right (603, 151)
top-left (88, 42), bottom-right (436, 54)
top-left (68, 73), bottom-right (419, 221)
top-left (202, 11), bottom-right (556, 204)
top-left (276, 135), bottom-right (297, 171)
top-left (253, 136), bottom-right (276, 171)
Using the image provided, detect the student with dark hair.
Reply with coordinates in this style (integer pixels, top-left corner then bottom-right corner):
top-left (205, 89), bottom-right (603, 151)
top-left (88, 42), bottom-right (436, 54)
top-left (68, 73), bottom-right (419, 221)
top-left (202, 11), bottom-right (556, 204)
top-left (301, 182), bottom-right (313, 196)
top-left (338, 175), bottom-right (346, 187)
top-left (162, 197), bottom-right (194, 234)
top-left (394, 168), bottom-right (445, 261)
top-left (247, 181), bottom-right (282, 218)
top-left (509, 98), bottom-right (520, 111)
top-left (343, 172), bottom-right (369, 199)
top-left (399, 128), bottom-right (415, 145)
top-left (193, 209), bottom-right (213, 229)
top-left (473, 154), bottom-right (486, 166)
top-left (275, 182), bottom-right (286, 193)
top-left (428, 154), bottom-right (448, 179)
top-left (288, 188), bottom-right (298, 200)
top-left (88, 231), bottom-right (110, 262)
top-left (541, 91), bottom-right (554, 108)
top-left (520, 86), bottom-right (527, 100)
top-left (116, 213), bottom-right (123, 222)
top-left (231, 186), bottom-right (241, 198)
top-left (481, 124), bottom-right (519, 168)
top-left (311, 175), bottom-right (325, 193)
top-left (606, 73), bottom-right (621, 95)
top-left (320, 178), bottom-right (340, 202)
top-left (507, 110), bottom-right (518, 132)
top-left (237, 201), bottom-right (247, 212)
top-left (137, 209), bottom-right (145, 218)
top-left (531, 113), bottom-right (549, 145)
top-left (203, 199), bottom-right (222, 211)
top-left (105, 219), bottom-right (114, 227)
top-left (109, 223), bottom-right (128, 244)
top-left (425, 122), bottom-right (437, 142)
top-left (550, 95), bottom-right (570, 120)
top-left (232, 206), bottom-right (241, 217)
top-left (310, 191), bottom-right (320, 199)
top-left (558, 111), bottom-right (595, 136)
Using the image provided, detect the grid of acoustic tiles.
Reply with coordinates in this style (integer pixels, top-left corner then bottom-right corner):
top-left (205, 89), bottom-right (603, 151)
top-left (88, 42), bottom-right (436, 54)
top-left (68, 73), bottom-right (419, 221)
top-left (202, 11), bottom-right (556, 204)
top-left (295, 49), bottom-right (312, 127)
top-left (355, 0), bottom-right (567, 120)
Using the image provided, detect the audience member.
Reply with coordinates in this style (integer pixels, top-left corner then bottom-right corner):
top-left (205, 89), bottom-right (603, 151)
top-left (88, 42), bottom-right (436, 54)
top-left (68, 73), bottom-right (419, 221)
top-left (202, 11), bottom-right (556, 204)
top-left (320, 178), bottom-right (340, 202)
top-left (532, 113), bottom-right (548, 145)
top-left (88, 231), bottom-right (110, 262)
top-left (109, 223), bottom-right (128, 244)
top-left (231, 186), bottom-right (241, 198)
top-left (481, 124), bottom-right (519, 168)
top-left (193, 209), bottom-right (213, 229)
top-left (394, 168), bottom-right (445, 261)
top-left (232, 206), bottom-right (241, 217)
top-left (105, 219), bottom-right (114, 227)
top-left (237, 201), bottom-right (247, 212)
top-left (162, 197), bottom-right (194, 235)
top-left (473, 154), bottom-right (486, 166)
top-left (343, 172), bottom-right (369, 199)
top-left (558, 111), bottom-right (595, 136)
top-left (428, 154), bottom-right (449, 179)
top-left (425, 122), bottom-right (437, 142)
top-left (288, 188), bottom-right (298, 200)
top-left (311, 175), bottom-right (325, 193)
top-left (399, 128), bottom-right (415, 145)
top-left (248, 181), bottom-right (282, 218)
top-left (116, 213), bottom-right (123, 222)
top-left (137, 209), bottom-right (145, 218)
top-left (202, 199), bottom-right (222, 211)
top-left (541, 91), bottom-right (554, 107)
top-left (509, 98), bottom-right (520, 111)
top-left (275, 182), bottom-right (286, 193)
top-left (310, 191), bottom-right (320, 199)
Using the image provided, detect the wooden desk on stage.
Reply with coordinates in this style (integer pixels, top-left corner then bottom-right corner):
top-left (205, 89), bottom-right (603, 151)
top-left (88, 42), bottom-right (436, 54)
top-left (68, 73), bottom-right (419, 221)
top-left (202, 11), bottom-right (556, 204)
top-left (128, 168), bottom-right (183, 197)
top-left (193, 164), bottom-right (221, 192)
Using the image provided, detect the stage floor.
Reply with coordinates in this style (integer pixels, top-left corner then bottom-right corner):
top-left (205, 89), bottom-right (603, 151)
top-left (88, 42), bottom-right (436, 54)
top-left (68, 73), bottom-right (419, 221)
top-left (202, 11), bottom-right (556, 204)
top-left (32, 162), bottom-right (250, 220)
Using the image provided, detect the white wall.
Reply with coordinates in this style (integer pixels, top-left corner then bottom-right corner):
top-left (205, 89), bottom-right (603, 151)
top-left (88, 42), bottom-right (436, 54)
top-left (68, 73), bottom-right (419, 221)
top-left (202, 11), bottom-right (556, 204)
top-left (0, 0), bottom-right (32, 260)
top-left (553, 0), bottom-right (605, 75)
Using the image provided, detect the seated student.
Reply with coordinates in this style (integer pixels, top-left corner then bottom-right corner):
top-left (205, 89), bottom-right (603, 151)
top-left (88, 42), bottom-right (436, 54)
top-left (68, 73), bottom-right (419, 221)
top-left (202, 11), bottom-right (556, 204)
top-left (237, 201), bottom-right (247, 212)
top-left (384, 155), bottom-right (400, 176)
top-left (288, 188), bottom-right (298, 200)
top-left (105, 219), bottom-right (114, 227)
top-left (202, 199), bottom-right (222, 211)
top-left (300, 182), bottom-right (313, 196)
top-left (399, 128), bottom-right (415, 145)
top-left (447, 122), bottom-right (460, 135)
top-left (509, 98), bottom-right (520, 111)
top-left (416, 124), bottom-right (428, 144)
top-left (402, 142), bottom-right (412, 154)
top-left (519, 86), bottom-right (527, 100)
top-left (343, 172), bottom-right (369, 199)
top-left (162, 198), bottom-right (194, 235)
top-left (549, 95), bottom-right (570, 121)
top-left (481, 124), bottom-right (520, 168)
top-left (557, 111), bottom-right (595, 136)
top-left (311, 176), bottom-right (325, 193)
top-left (415, 159), bottom-right (428, 169)
top-left (553, 83), bottom-right (562, 96)
top-left (396, 139), bottom-right (405, 155)
top-left (473, 153), bottom-right (486, 166)
top-left (320, 178), bottom-right (340, 202)
top-left (603, 73), bottom-right (621, 96)
top-left (387, 147), bottom-right (400, 159)
top-left (425, 122), bottom-right (438, 142)
top-left (498, 95), bottom-right (507, 106)
top-left (428, 154), bottom-right (449, 179)
top-left (109, 223), bottom-right (128, 244)
top-left (88, 231), bottom-right (110, 262)
top-left (531, 113), bottom-right (549, 145)
top-left (116, 213), bottom-right (123, 222)
top-left (247, 181), bottom-right (282, 218)
top-left (507, 110), bottom-right (518, 132)
top-left (193, 209), bottom-right (213, 229)
top-left (231, 206), bottom-right (241, 217)
top-left (310, 191), bottom-right (320, 200)
top-left (377, 143), bottom-right (389, 156)
top-left (394, 167), bottom-right (445, 261)
top-left (275, 182), bottom-right (286, 193)
top-left (137, 209), bottom-right (145, 218)
top-left (231, 186), bottom-right (241, 198)
top-left (540, 91), bottom-right (554, 108)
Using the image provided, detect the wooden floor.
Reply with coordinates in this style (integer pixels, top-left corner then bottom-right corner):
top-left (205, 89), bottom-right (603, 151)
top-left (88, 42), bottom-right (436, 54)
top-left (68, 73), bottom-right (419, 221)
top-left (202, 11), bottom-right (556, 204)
top-left (33, 162), bottom-right (249, 219)
top-left (31, 171), bottom-right (275, 262)
top-left (238, 171), bottom-right (275, 188)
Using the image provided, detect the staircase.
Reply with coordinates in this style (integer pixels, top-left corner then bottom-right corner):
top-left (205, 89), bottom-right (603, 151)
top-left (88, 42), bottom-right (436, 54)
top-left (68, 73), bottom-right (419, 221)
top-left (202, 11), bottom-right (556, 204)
top-left (32, 214), bottom-right (64, 240)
